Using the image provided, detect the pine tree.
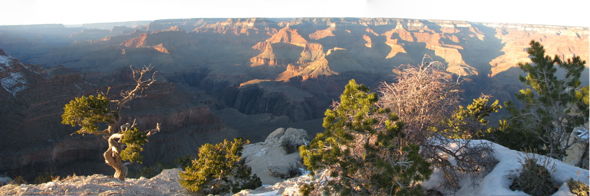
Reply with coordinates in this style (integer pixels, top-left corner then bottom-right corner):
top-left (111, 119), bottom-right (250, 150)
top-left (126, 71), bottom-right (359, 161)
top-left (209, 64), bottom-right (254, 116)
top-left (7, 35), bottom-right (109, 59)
top-left (61, 65), bottom-right (160, 180)
top-left (299, 79), bottom-right (431, 195)
top-left (439, 95), bottom-right (502, 139)
top-left (178, 138), bottom-right (261, 195)
top-left (506, 40), bottom-right (588, 160)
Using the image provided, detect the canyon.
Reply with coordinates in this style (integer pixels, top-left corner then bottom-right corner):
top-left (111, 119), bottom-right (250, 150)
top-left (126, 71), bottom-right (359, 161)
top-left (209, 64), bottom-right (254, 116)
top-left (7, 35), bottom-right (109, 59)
top-left (0, 18), bottom-right (588, 181)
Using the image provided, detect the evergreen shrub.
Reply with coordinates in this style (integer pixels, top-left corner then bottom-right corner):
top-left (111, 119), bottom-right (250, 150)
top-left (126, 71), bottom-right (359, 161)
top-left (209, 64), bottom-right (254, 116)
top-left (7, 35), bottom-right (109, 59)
top-left (179, 138), bottom-right (261, 195)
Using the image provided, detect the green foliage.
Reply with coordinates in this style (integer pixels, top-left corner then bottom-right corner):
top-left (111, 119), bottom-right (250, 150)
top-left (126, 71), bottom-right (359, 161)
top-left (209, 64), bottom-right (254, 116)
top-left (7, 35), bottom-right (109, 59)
top-left (484, 117), bottom-right (545, 152)
top-left (33, 172), bottom-right (57, 184)
top-left (567, 177), bottom-right (590, 196)
top-left (299, 183), bottom-right (315, 196)
top-left (120, 127), bottom-right (149, 163)
top-left (576, 85), bottom-right (589, 120)
top-left (510, 150), bottom-right (557, 196)
top-left (437, 95), bottom-right (502, 139)
top-left (178, 138), bottom-right (261, 195)
top-left (507, 40), bottom-right (588, 159)
top-left (446, 96), bottom-right (545, 152)
top-left (300, 79), bottom-right (431, 195)
top-left (61, 92), bottom-right (155, 167)
top-left (174, 155), bottom-right (197, 169)
top-left (10, 176), bottom-right (27, 185)
top-left (61, 94), bottom-right (114, 135)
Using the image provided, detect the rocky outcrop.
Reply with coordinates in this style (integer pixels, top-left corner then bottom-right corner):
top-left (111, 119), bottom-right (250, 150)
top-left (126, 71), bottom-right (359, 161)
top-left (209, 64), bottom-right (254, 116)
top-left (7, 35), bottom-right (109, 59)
top-left (242, 127), bottom-right (309, 184)
top-left (108, 26), bottom-right (136, 36)
top-left (298, 43), bottom-right (325, 63)
top-left (69, 29), bottom-right (110, 41)
top-left (193, 18), bottom-right (278, 37)
top-left (309, 27), bottom-right (335, 40)
top-left (121, 27), bottom-right (192, 49)
top-left (1, 18), bottom-right (588, 184)
top-left (0, 168), bottom-right (186, 195)
top-left (0, 176), bottom-right (10, 186)
top-left (250, 42), bottom-right (303, 67)
top-left (266, 26), bottom-right (308, 47)
top-left (564, 126), bottom-right (589, 169)
top-left (487, 23), bottom-right (588, 77)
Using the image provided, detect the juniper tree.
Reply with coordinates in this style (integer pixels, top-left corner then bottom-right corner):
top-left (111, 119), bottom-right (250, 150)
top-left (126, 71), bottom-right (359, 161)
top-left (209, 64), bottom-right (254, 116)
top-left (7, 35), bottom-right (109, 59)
top-left (178, 138), bottom-right (261, 195)
top-left (506, 40), bottom-right (588, 160)
top-left (300, 79), bottom-right (431, 195)
top-left (61, 65), bottom-right (160, 180)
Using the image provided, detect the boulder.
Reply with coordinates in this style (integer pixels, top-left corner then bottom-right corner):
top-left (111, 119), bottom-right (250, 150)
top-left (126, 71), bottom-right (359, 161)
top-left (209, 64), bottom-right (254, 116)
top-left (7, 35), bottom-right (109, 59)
top-left (564, 125), bottom-right (589, 169)
top-left (0, 176), bottom-right (10, 186)
top-left (242, 127), bottom-right (309, 184)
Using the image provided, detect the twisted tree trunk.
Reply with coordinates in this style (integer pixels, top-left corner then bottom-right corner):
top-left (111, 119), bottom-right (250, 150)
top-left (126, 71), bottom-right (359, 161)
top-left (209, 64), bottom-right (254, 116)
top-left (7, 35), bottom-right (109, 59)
top-left (104, 133), bottom-right (128, 180)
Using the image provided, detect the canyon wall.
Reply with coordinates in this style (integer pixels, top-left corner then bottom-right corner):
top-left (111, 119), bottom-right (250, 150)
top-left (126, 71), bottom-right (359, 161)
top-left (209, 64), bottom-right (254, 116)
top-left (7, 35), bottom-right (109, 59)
top-left (0, 18), bottom-right (587, 180)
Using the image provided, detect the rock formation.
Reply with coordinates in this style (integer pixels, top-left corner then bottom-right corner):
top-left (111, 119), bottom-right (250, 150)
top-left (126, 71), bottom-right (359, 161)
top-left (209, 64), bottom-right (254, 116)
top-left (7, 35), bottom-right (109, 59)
top-left (0, 17), bottom-right (588, 182)
top-left (563, 125), bottom-right (589, 169)
top-left (242, 127), bottom-right (309, 184)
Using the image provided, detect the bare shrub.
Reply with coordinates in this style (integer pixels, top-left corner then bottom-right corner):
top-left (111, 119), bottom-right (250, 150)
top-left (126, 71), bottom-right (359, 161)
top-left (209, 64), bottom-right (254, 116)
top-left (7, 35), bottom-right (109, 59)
top-left (378, 55), bottom-right (499, 192)
top-left (422, 137), bottom-right (499, 192)
top-left (378, 55), bottom-right (460, 144)
top-left (268, 165), bottom-right (302, 179)
top-left (281, 140), bottom-right (305, 154)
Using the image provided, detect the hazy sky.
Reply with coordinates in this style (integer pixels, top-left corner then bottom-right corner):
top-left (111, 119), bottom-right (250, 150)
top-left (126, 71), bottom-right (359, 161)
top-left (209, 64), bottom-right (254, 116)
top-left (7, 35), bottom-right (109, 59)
top-left (1, 0), bottom-right (588, 27)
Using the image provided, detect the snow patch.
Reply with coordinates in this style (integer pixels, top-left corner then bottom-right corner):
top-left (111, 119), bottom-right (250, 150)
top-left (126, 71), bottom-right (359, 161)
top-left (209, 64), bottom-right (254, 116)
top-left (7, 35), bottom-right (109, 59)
top-left (0, 55), bottom-right (12, 71)
top-left (1, 71), bottom-right (27, 96)
top-left (434, 140), bottom-right (589, 196)
top-left (255, 147), bottom-right (267, 157)
top-left (249, 190), bottom-right (279, 195)
top-left (298, 168), bottom-right (310, 176)
top-left (577, 129), bottom-right (588, 139)
top-left (22, 64), bottom-right (40, 74)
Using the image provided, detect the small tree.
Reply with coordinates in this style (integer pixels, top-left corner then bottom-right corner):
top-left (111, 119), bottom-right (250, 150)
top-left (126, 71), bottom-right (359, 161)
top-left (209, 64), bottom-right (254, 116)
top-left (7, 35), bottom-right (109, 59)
top-left (506, 40), bottom-right (588, 160)
top-left (178, 138), bottom-right (262, 195)
top-left (61, 65), bottom-right (160, 180)
top-left (378, 56), bottom-right (499, 192)
top-left (300, 79), bottom-right (431, 195)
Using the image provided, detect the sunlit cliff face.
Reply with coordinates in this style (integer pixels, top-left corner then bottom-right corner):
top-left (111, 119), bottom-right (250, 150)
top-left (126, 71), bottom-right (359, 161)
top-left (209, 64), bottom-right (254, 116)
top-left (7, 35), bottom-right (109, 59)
top-left (0, 18), bottom-right (587, 182)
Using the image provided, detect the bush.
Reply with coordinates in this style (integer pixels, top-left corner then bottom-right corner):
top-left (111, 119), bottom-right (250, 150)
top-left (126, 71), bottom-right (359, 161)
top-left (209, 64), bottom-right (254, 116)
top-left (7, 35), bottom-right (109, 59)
top-left (174, 155), bottom-right (197, 169)
top-left (509, 151), bottom-right (557, 196)
top-left (300, 79), bottom-right (431, 195)
top-left (281, 140), bottom-right (305, 154)
top-left (10, 176), bottom-right (27, 185)
top-left (299, 183), bottom-right (314, 196)
top-left (426, 95), bottom-right (501, 192)
top-left (567, 177), bottom-right (589, 196)
top-left (179, 138), bottom-right (261, 195)
top-left (34, 172), bottom-right (58, 184)
top-left (268, 165), bottom-right (302, 179)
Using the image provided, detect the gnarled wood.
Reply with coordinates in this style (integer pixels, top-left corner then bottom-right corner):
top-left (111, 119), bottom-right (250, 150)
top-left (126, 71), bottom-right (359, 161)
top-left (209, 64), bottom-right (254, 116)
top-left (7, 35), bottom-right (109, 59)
top-left (98, 65), bottom-right (159, 180)
top-left (104, 133), bottom-right (127, 180)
